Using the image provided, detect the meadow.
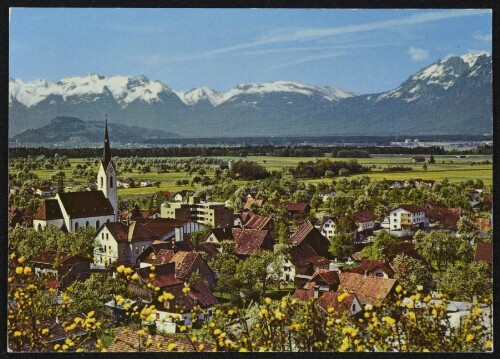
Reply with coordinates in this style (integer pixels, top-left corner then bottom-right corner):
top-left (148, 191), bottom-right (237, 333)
top-left (29, 154), bottom-right (492, 198)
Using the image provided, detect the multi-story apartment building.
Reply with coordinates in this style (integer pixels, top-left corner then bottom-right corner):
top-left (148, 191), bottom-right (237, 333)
top-left (161, 196), bottom-right (233, 227)
top-left (388, 204), bottom-right (428, 236)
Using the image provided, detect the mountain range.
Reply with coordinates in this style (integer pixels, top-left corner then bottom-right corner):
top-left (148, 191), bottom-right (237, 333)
top-left (9, 52), bottom-right (492, 140)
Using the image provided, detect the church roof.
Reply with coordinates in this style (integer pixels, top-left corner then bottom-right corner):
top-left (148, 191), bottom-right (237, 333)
top-left (57, 191), bottom-right (114, 218)
top-left (103, 117), bottom-right (112, 168)
top-left (34, 199), bottom-right (64, 220)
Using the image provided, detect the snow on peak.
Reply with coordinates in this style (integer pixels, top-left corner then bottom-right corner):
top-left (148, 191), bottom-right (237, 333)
top-left (177, 87), bottom-right (226, 106)
top-left (10, 74), bottom-right (173, 108)
top-left (460, 52), bottom-right (489, 68)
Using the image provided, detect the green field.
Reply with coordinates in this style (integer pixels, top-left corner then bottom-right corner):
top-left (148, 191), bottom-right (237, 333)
top-left (27, 154), bottom-right (492, 197)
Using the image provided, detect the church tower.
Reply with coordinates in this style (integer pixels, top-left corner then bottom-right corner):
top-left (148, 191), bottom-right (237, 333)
top-left (97, 115), bottom-right (118, 217)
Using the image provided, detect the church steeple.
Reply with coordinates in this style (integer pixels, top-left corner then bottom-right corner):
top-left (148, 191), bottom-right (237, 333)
top-left (103, 114), bottom-right (111, 166)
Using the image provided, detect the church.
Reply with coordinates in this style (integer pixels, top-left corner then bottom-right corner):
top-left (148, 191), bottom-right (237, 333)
top-left (33, 119), bottom-right (118, 232)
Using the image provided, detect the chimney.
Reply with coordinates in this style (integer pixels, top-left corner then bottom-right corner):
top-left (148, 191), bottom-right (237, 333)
top-left (175, 227), bottom-right (183, 243)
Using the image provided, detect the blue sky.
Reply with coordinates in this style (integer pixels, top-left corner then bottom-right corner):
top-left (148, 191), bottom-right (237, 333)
top-left (9, 8), bottom-right (491, 94)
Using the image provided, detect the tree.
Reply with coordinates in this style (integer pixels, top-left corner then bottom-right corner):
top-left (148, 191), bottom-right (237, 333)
top-left (391, 254), bottom-right (435, 293)
top-left (372, 230), bottom-right (397, 259)
top-left (190, 226), bottom-right (213, 246)
top-left (328, 233), bottom-right (353, 260)
top-left (338, 168), bottom-right (350, 177)
top-left (235, 251), bottom-right (278, 299)
top-left (438, 262), bottom-right (492, 301)
top-left (422, 163), bottom-right (428, 172)
top-left (414, 230), bottom-right (459, 271)
top-left (429, 154), bottom-right (436, 164)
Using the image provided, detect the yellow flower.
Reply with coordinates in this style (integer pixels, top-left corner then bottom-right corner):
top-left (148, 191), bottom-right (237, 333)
top-left (62, 345), bottom-right (69, 350)
top-left (131, 273), bottom-right (139, 281)
top-left (124, 267), bottom-right (132, 275)
top-left (76, 348), bottom-right (83, 352)
top-left (149, 273), bottom-right (156, 278)
top-left (239, 348), bottom-right (247, 352)
top-left (337, 292), bottom-right (349, 303)
top-left (191, 336), bottom-right (198, 342)
top-left (228, 309), bottom-right (234, 315)
top-left (137, 329), bottom-right (145, 335)
top-left (466, 334), bottom-right (475, 342)
top-left (408, 312), bottom-right (416, 320)
top-left (15, 267), bottom-right (23, 275)
top-left (13, 331), bottom-right (22, 337)
top-left (327, 307), bottom-right (335, 313)
top-left (180, 325), bottom-right (187, 332)
top-left (281, 300), bottom-right (287, 309)
top-left (117, 265), bottom-right (125, 273)
top-left (101, 348), bottom-right (107, 352)
top-left (41, 328), bottom-right (49, 335)
top-left (364, 304), bottom-right (373, 311)
top-left (417, 285), bottom-right (423, 291)
top-left (264, 297), bottom-right (272, 305)
top-left (259, 309), bottom-right (268, 318)
top-left (485, 341), bottom-right (492, 349)
top-left (182, 286), bottom-right (190, 294)
top-left (422, 348), bottom-right (429, 352)
top-left (396, 285), bottom-right (402, 293)
top-left (53, 344), bottom-right (60, 350)
top-left (167, 343), bottom-right (176, 351)
top-left (199, 344), bottom-right (205, 351)
top-left (87, 310), bottom-right (95, 318)
top-left (150, 265), bottom-right (156, 271)
top-left (17, 256), bottom-right (26, 264)
top-left (213, 329), bottom-right (221, 336)
top-left (23, 267), bottom-right (32, 275)
top-left (382, 316), bottom-right (396, 326)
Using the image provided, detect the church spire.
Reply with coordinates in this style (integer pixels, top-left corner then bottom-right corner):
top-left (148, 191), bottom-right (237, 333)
top-left (103, 114), bottom-right (111, 166)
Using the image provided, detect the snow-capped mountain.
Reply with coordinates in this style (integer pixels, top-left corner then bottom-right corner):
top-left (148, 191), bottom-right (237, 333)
top-left (9, 52), bottom-right (492, 139)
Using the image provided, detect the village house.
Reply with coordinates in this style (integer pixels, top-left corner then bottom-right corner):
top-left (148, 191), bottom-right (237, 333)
top-left (244, 197), bottom-right (264, 210)
top-left (138, 248), bottom-right (216, 290)
top-left (411, 156), bottom-right (426, 163)
top-left (318, 216), bottom-right (337, 240)
top-left (386, 204), bottom-right (428, 237)
top-left (289, 221), bottom-right (331, 286)
top-left (33, 119), bottom-right (117, 232)
top-left (423, 202), bottom-right (461, 233)
top-left (345, 259), bottom-right (395, 279)
top-left (93, 220), bottom-right (160, 268)
top-left (140, 179), bottom-right (152, 187)
top-left (353, 210), bottom-right (377, 233)
top-left (8, 207), bottom-right (34, 228)
top-left (172, 190), bottom-right (193, 202)
top-left (318, 190), bottom-right (336, 202)
top-left (129, 263), bottom-right (218, 332)
top-left (33, 186), bottom-right (52, 197)
top-left (232, 228), bottom-right (274, 258)
top-left (337, 271), bottom-right (397, 307)
top-left (117, 178), bottom-right (135, 188)
top-left (31, 250), bottom-right (92, 289)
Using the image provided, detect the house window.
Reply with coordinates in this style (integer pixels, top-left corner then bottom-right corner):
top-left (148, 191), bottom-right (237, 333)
top-left (110, 176), bottom-right (113, 188)
top-left (106, 233), bottom-right (109, 240)
top-left (352, 304), bottom-right (356, 312)
top-left (135, 246), bottom-right (139, 254)
top-left (102, 233), bottom-right (104, 239)
top-left (141, 245), bottom-right (145, 252)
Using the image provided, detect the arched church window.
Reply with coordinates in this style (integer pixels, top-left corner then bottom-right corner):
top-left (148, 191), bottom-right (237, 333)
top-left (107, 219), bottom-right (110, 223)
top-left (86, 221), bottom-right (89, 228)
top-left (74, 222), bottom-right (79, 230)
top-left (101, 176), bottom-right (104, 187)
top-left (96, 220), bottom-right (100, 229)
top-left (110, 176), bottom-right (113, 188)
top-left (38, 223), bottom-right (42, 231)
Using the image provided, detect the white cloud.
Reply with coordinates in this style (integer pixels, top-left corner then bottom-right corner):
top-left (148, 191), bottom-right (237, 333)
top-left (267, 52), bottom-right (346, 70)
top-left (408, 47), bottom-right (429, 61)
top-left (472, 32), bottom-right (492, 42)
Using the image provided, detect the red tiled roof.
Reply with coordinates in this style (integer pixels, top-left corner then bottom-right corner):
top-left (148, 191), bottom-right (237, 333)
top-left (290, 243), bottom-right (330, 268)
top-left (134, 217), bottom-right (189, 238)
top-left (310, 269), bottom-right (340, 286)
top-left (31, 251), bottom-right (91, 265)
top-left (338, 272), bottom-right (397, 306)
top-left (398, 204), bottom-right (424, 214)
top-left (33, 199), bottom-right (63, 220)
top-left (291, 221), bottom-right (315, 246)
top-left (353, 210), bottom-right (376, 223)
top-left (232, 228), bottom-right (270, 256)
top-left (104, 221), bottom-right (159, 243)
top-left (293, 288), bottom-right (314, 301)
top-left (359, 259), bottom-right (395, 277)
top-left (57, 191), bottom-right (114, 218)
top-left (189, 280), bottom-right (218, 307)
top-left (170, 251), bottom-right (201, 279)
top-left (287, 202), bottom-right (310, 212)
top-left (474, 243), bottom-right (492, 265)
top-left (318, 291), bottom-right (356, 315)
top-left (107, 327), bottom-right (215, 352)
top-left (245, 215), bottom-right (272, 230)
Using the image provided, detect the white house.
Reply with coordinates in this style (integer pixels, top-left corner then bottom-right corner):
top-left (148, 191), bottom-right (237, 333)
top-left (353, 210), bottom-right (376, 233)
top-left (319, 217), bottom-right (337, 240)
top-left (93, 220), bottom-right (159, 268)
top-left (319, 191), bottom-right (336, 202)
top-left (389, 205), bottom-right (428, 236)
top-left (140, 180), bottom-right (152, 187)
